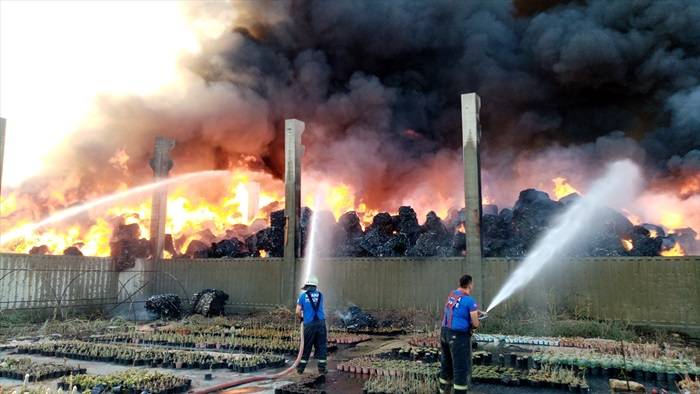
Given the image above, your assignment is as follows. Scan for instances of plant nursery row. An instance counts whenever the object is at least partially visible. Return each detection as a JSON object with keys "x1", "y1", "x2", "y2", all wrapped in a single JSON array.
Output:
[{"x1": 58, "y1": 369, "x2": 191, "y2": 394}]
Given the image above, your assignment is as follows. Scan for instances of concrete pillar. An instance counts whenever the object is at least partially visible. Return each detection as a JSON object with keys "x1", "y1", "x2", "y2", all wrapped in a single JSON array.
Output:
[
  {"x1": 0, "y1": 118, "x2": 6, "y2": 194},
  {"x1": 148, "y1": 137, "x2": 175, "y2": 261},
  {"x1": 461, "y1": 93, "x2": 485, "y2": 304},
  {"x1": 283, "y1": 119, "x2": 304, "y2": 304}
]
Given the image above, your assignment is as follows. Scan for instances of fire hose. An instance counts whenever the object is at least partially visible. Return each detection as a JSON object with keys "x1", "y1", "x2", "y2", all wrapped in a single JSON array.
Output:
[{"x1": 190, "y1": 323, "x2": 305, "y2": 394}]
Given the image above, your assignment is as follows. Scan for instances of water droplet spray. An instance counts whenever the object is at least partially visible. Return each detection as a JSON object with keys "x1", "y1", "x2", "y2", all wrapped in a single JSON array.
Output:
[{"x1": 486, "y1": 160, "x2": 642, "y2": 312}]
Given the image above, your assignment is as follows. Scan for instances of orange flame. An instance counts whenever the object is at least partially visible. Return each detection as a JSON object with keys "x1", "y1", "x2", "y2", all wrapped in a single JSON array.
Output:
[
  {"x1": 660, "y1": 241, "x2": 685, "y2": 257},
  {"x1": 621, "y1": 239, "x2": 633, "y2": 251},
  {"x1": 552, "y1": 177, "x2": 580, "y2": 200},
  {"x1": 660, "y1": 212, "x2": 684, "y2": 230},
  {"x1": 1, "y1": 169, "x2": 284, "y2": 257}
]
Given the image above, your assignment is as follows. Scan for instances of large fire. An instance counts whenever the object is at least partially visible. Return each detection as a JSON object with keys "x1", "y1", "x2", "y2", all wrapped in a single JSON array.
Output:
[
  {"x1": 1, "y1": 169, "x2": 284, "y2": 257},
  {"x1": 1, "y1": 172, "x2": 694, "y2": 257},
  {"x1": 1, "y1": 165, "x2": 464, "y2": 257},
  {"x1": 1, "y1": 3, "x2": 698, "y2": 259}
]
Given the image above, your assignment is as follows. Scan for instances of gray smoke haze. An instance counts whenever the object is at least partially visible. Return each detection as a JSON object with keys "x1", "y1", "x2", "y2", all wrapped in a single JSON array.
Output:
[{"x1": 22, "y1": 0, "x2": 700, "y2": 210}]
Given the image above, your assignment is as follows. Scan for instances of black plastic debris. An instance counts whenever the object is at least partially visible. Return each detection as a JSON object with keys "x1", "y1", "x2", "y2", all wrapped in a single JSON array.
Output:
[
  {"x1": 110, "y1": 222, "x2": 150, "y2": 270},
  {"x1": 338, "y1": 305, "x2": 378, "y2": 330},
  {"x1": 145, "y1": 294, "x2": 182, "y2": 320},
  {"x1": 209, "y1": 238, "x2": 248, "y2": 258},
  {"x1": 63, "y1": 246, "x2": 83, "y2": 256},
  {"x1": 29, "y1": 245, "x2": 50, "y2": 255},
  {"x1": 185, "y1": 240, "x2": 210, "y2": 258},
  {"x1": 192, "y1": 289, "x2": 229, "y2": 317}
]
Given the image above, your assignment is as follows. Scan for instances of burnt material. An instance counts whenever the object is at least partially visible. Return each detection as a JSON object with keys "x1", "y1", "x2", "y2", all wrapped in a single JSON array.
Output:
[
  {"x1": 156, "y1": 188, "x2": 680, "y2": 260},
  {"x1": 185, "y1": 240, "x2": 209, "y2": 258},
  {"x1": 338, "y1": 306, "x2": 378, "y2": 330},
  {"x1": 63, "y1": 246, "x2": 83, "y2": 256},
  {"x1": 209, "y1": 238, "x2": 248, "y2": 258},
  {"x1": 145, "y1": 294, "x2": 182, "y2": 320},
  {"x1": 110, "y1": 223, "x2": 150, "y2": 270},
  {"x1": 191, "y1": 289, "x2": 229, "y2": 317},
  {"x1": 29, "y1": 245, "x2": 49, "y2": 255}
]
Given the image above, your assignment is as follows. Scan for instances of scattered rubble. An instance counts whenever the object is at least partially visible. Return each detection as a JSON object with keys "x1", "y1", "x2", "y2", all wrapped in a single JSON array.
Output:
[
  {"x1": 191, "y1": 289, "x2": 229, "y2": 317},
  {"x1": 337, "y1": 306, "x2": 378, "y2": 330},
  {"x1": 145, "y1": 294, "x2": 182, "y2": 320}
]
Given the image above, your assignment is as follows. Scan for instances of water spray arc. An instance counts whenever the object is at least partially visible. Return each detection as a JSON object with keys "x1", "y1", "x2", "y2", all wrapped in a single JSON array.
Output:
[
  {"x1": 486, "y1": 160, "x2": 643, "y2": 312},
  {"x1": 301, "y1": 193, "x2": 323, "y2": 288}
]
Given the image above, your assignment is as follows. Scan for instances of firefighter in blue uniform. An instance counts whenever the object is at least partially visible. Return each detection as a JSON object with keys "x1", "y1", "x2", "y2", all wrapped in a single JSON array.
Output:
[
  {"x1": 439, "y1": 274, "x2": 483, "y2": 393},
  {"x1": 295, "y1": 275, "x2": 327, "y2": 375}
]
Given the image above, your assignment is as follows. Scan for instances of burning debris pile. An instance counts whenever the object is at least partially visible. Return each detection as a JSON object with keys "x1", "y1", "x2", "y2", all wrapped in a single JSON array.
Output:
[
  {"x1": 179, "y1": 189, "x2": 696, "y2": 259},
  {"x1": 14, "y1": 187, "x2": 696, "y2": 260}
]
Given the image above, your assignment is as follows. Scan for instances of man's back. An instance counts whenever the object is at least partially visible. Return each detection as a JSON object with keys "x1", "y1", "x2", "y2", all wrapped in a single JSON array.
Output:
[
  {"x1": 442, "y1": 289, "x2": 478, "y2": 332},
  {"x1": 297, "y1": 289, "x2": 325, "y2": 324}
]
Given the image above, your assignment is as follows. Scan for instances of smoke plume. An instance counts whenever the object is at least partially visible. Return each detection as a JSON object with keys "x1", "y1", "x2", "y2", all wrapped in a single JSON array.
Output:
[{"x1": 12, "y1": 0, "x2": 700, "y2": 227}]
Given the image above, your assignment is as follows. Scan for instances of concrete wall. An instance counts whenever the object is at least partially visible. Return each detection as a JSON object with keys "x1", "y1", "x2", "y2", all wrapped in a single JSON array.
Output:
[
  {"x1": 152, "y1": 255, "x2": 699, "y2": 333},
  {"x1": 0, "y1": 253, "x2": 117, "y2": 315},
  {"x1": 0, "y1": 253, "x2": 698, "y2": 335}
]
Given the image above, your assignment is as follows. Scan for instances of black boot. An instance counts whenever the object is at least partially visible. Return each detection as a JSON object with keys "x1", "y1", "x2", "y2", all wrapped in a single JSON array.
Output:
[
  {"x1": 296, "y1": 361, "x2": 306, "y2": 375},
  {"x1": 438, "y1": 378, "x2": 451, "y2": 394}
]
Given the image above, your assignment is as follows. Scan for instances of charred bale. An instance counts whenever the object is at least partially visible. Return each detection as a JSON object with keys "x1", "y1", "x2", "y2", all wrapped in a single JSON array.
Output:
[
  {"x1": 192, "y1": 289, "x2": 229, "y2": 317},
  {"x1": 63, "y1": 246, "x2": 83, "y2": 256},
  {"x1": 407, "y1": 231, "x2": 452, "y2": 257},
  {"x1": 396, "y1": 206, "x2": 421, "y2": 246},
  {"x1": 29, "y1": 245, "x2": 50, "y2": 255},
  {"x1": 245, "y1": 234, "x2": 260, "y2": 256},
  {"x1": 451, "y1": 232, "x2": 466, "y2": 254},
  {"x1": 446, "y1": 208, "x2": 466, "y2": 232},
  {"x1": 210, "y1": 238, "x2": 248, "y2": 258},
  {"x1": 628, "y1": 225, "x2": 662, "y2": 256},
  {"x1": 512, "y1": 189, "x2": 562, "y2": 249},
  {"x1": 114, "y1": 223, "x2": 140, "y2": 242},
  {"x1": 360, "y1": 212, "x2": 396, "y2": 256},
  {"x1": 145, "y1": 294, "x2": 182, "y2": 320},
  {"x1": 270, "y1": 209, "x2": 286, "y2": 229},
  {"x1": 335, "y1": 211, "x2": 366, "y2": 256},
  {"x1": 405, "y1": 211, "x2": 451, "y2": 257},
  {"x1": 423, "y1": 211, "x2": 448, "y2": 237},
  {"x1": 338, "y1": 211, "x2": 364, "y2": 238},
  {"x1": 377, "y1": 233, "x2": 409, "y2": 257},
  {"x1": 185, "y1": 240, "x2": 210, "y2": 258},
  {"x1": 254, "y1": 226, "x2": 284, "y2": 257},
  {"x1": 482, "y1": 204, "x2": 498, "y2": 216},
  {"x1": 641, "y1": 224, "x2": 665, "y2": 238},
  {"x1": 110, "y1": 239, "x2": 149, "y2": 270}
]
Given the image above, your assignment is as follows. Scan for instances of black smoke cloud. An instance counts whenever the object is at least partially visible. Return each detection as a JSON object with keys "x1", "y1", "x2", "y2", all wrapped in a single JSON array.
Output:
[{"x1": 34, "y1": 0, "x2": 700, "y2": 209}]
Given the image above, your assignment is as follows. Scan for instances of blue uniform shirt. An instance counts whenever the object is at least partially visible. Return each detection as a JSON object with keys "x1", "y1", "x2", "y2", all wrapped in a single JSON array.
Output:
[
  {"x1": 441, "y1": 289, "x2": 478, "y2": 332},
  {"x1": 297, "y1": 289, "x2": 325, "y2": 324}
]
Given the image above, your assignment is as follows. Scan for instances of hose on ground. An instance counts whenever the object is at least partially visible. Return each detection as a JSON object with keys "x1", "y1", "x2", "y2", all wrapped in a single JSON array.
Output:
[{"x1": 190, "y1": 322, "x2": 304, "y2": 394}]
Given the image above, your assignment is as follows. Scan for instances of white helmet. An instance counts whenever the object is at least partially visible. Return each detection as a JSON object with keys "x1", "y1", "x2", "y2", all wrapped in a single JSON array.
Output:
[{"x1": 302, "y1": 275, "x2": 319, "y2": 289}]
